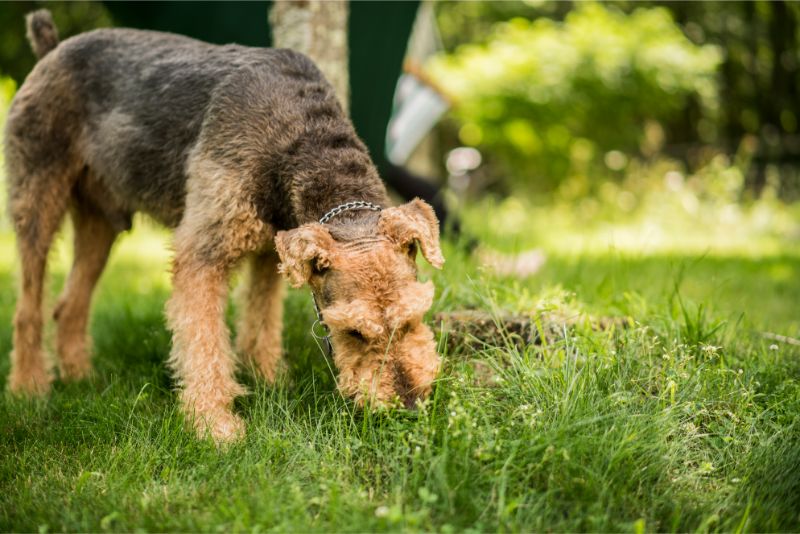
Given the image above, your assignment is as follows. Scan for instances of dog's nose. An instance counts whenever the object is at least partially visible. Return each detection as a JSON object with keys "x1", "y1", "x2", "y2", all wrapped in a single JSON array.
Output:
[{"x1": 402, "y1": 393, "x2": 419, "y2": 410}]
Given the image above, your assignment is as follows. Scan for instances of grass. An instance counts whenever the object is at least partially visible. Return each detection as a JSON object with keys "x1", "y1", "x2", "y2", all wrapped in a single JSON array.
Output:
[{"x1": 1, "y1": 193, "x2": 799, "y2": 532}]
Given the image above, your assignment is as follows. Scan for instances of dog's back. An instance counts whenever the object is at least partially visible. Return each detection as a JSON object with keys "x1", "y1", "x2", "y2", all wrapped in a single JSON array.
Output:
[{"x1": 6, "y1": 17, "x2": 340, "y2": 227}]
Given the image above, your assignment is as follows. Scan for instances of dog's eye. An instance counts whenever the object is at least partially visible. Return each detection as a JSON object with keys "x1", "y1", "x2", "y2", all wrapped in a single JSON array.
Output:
[
  {"x1": 393, "y1": 322, "x2": 412, "y2": 336},
  {"x1": 312, "y1": 262, "x2": 329, "y2": 276},
  {"x1": 345, "y1": 329, "x2": 366, "y2": 342},
  {"x1": 406, "y1": 242, "x2": 418, "y2": 260}
]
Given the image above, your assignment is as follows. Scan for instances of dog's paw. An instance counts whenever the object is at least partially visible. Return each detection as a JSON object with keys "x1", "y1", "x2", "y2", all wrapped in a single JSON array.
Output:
[
  {"x1": 195, "y1": 409, "x2": 245, "y2": 446},
  {"x1": 251, "y1": 353, "x2": 287, "y2": 385},
  {"x1": 7, "y1": 354, "x2": 53, "y2": 396},
  {"x1": 58, "y1": 349, "x2": 93, "y2": 382}
]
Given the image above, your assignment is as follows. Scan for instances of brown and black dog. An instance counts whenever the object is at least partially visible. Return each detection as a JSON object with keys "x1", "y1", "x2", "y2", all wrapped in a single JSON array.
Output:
[{"x1": 5, "y1": 10, "x2": 443, "y2": 443}]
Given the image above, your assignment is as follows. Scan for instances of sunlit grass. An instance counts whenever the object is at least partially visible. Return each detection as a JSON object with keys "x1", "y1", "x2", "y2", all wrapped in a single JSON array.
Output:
[{"x1": 463, "y1": 194, "x2": 800, "y2": 258}]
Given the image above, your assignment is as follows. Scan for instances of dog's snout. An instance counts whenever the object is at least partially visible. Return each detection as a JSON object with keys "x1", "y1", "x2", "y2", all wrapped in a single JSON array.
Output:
[
  {"x1": 402, "y1": 393, "x2": 419, "y2": 410},
  {"x1": 392, "y1": 361, "x2": 425, "y2": 410}
]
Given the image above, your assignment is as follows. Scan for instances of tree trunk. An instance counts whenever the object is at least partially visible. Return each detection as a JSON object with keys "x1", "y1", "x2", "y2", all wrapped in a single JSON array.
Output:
[{"x1": 269, "y1": 0, "x2": 350, "y2": 113}]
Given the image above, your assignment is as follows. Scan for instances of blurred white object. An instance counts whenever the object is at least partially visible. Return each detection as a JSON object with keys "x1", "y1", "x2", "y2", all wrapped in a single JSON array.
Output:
[
  {"x1": 446, "y1": 147, "x2": 482, "y2": 176},
  {"x1": 477, "y1": 247, "x2": 547, "y2": 278},
  {"x1": 386, "y1": 73, "x2": 449, "y2": 165},
  {"x1": 446, "y1": 146, "x2": 482, "y2": 194},
  {"x1": 385, "y1": 3, "x2": 449, "y2": 166}
]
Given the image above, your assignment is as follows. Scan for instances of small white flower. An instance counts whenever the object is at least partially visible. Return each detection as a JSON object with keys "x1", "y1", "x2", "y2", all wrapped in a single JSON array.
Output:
[
  {"x1": 769, "y1": 344, "x2": 779, "y2": 351},
  {"x1": 374, "y1": 506, "x2": 390, "y2": 518}
]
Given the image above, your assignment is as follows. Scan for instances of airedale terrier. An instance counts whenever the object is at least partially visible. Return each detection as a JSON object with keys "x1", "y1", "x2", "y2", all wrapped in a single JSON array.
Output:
[{"x1": 5, "y1": 11, "x2": 444, "y2": 443}]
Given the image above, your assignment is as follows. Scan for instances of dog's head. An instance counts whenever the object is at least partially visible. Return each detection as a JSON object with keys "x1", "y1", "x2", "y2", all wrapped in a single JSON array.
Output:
[{"x1": 275, "y1": 198, "x2": 444, "y2": 408}]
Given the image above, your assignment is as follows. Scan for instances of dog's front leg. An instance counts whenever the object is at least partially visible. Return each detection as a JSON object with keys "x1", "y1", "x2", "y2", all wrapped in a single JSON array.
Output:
[
  {"x1": 166, "y1": 253, "x2": 246, "y2": 444},
  {"x1": 165, "y1": 151, "x2": 270, "y2": 443}
]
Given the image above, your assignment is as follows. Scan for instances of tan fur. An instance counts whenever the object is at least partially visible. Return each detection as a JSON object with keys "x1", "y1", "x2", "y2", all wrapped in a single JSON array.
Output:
[
  {"x1": 5, "y1": 33, "x2": 91, "y2": 395},
  {"x1": 180, "y1": 153, "x2": 271, "y2": 262},
  {"x1": 274, "y1": 224, "x2": 336, "y2": 288},
  {"x1": 276, "y1": 202, "x2": 444, "y2": 409},
  {"x1": 378, "y1": 199, "x2": 445, "y2": 269},
  {"x1": 164, "y1": 155, "x2": 272, "y2": 443},
  {"x1": 235, "y1": 251, "x2": 286, "y2": 382},
  {"x1": 8, "y1": 218, "x2": 59, "y2": 395},
  {"x1": 166, "y1": 257, "x2": 247, "y2": 443},
  {"x1": 53, "y1": 201, "x2": 118, "y2": 380},
  {"x1": 25, "y1": 9, "x2": 59, "y2": 59},
  {"x1": 7, "y1": 149, "x2": 81, "y2": 395}
]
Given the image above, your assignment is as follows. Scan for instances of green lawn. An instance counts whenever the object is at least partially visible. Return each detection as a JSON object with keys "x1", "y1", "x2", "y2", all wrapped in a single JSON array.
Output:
[{"x1": 1, "y1": 198, "x2": 799, "y2": 532}]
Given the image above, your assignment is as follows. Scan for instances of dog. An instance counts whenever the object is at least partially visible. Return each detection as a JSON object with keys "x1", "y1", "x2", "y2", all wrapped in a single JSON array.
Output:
[{"x1": 5, "y1": 10, "x2": 443, "y2": 443}]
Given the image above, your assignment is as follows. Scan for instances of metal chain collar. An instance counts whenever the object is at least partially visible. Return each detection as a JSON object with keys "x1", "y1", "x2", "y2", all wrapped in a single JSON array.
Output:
[
  {"x1": 318, "y1": 200, "x2": 382, "y2": 225},
  {"x1": 310, "y1": 200, "x2": 383, "y2": 358}
]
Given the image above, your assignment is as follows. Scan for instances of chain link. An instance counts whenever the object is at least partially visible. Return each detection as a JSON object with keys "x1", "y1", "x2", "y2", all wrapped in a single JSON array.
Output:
[
  {"x1": 319, "y1": 200, "x2": 382, "y2": 224},
  {"x1": 310, "y1": 291, "x2": 333, "y2": 358}
]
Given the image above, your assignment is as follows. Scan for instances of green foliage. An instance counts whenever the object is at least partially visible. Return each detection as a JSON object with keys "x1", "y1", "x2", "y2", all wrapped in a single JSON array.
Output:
[
  {"x1": 665, "y1": 1, "x2": 800, "y2": 140},
  {"x1": 0, "y1": 76, "x2": 15, "y2": 119},
  {"x1": 428, "y1": 3, "x2": 722, "y2": 190},
  {"x1": 434, "y1": 0, "x2": 563, "y2": 52},
  {"x1": 0, "y1": 75, "x2": 16, "y2": 229}
]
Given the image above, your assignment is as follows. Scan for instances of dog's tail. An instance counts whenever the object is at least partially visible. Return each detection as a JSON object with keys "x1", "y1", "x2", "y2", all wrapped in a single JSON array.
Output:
[{"x1": 26, "y1": 9, "x2": 60, "y2": 60}]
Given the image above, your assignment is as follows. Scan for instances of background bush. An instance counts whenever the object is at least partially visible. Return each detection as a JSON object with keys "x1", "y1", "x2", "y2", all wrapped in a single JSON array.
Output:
[{"x1": 427, "y1": 3, "x2": 721, "y2": 191}]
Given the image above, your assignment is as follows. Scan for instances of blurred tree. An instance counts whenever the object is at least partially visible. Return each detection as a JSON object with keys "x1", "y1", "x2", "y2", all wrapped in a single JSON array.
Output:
[
  {"x1": 435, "y1": 1, "x2": 570, "y2": 52},
  {"x1": 427, "y1": 3, "x2": 721, "y2": 191},
  {"x1": 663, "y1": 1, "x2": 800, "y2": 197},
  {"x1": 270, "y1": 0, "x2": 349, "y2": 112},
  {"x1": 432, "y1": 0, "x2": 800, "y2": 198}
]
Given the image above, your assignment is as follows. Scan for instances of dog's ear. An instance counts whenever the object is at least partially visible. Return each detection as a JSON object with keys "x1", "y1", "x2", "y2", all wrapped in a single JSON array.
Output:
[
  {"x1": 275, "y1": 223, "x2": 336, "y2": 288},
  {"x1": 378, "y1": 198, "x2": 445, "y2": 269}
]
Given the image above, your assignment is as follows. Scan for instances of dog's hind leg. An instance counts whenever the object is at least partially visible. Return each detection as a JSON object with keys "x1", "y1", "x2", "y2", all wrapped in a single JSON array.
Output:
[
  {"x1": 53, "y1": 195, "x2": 119, "y2": 381},
  {"x1": 6, "y1": 166, "x2": 75, "y2": 395},
  {"x1": 235, "y1": 251, "x2": 286, "y2": 383}
]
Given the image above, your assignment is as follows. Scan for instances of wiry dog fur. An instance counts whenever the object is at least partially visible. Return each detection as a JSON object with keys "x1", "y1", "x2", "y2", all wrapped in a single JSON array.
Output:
[{"x1": 5, "y1": 11, "x2": 443, "y2": 443}]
